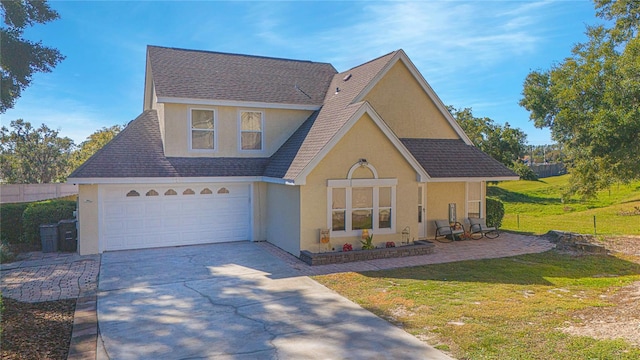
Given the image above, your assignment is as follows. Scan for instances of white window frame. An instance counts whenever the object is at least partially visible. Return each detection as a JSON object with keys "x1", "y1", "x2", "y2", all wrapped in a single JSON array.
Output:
[
  {"x1": 188, "y1": 107, "x2": 217, "y2": 152},
  {"x1": 327, "y1": 178, "x2": 397, "y2": 237},
  {"x1": 237, "y1": 109, "x2": 265, "y2": 153},
  {"x1": 466, "y1": 181, "x2": 483, "y2": 218}
]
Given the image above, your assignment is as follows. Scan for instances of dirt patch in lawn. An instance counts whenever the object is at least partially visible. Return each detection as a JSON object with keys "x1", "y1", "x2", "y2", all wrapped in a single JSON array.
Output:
[
  {"x1": 562, "y1": 236, "x2": 640, "y2": 346},
  {"x1": 563, "y1": 280, "x2": 640, "y2": 346},
  {"x1": 602, "y1": 235, "x2": 640, "y2": 257},
  {"x1": 1, "y1": 297, "x2": 76, "y2": 360}
]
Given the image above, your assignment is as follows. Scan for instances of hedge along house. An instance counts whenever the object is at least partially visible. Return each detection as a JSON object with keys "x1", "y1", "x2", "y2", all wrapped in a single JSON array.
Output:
[{"x1": 68, "y1": 46, "x2": 517, "y2": 256}]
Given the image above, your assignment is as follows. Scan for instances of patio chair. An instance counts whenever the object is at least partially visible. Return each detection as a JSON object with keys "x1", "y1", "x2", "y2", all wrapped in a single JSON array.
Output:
[
  {"x1": 468, "y1": 217, "x2": 499, "y2": 239},
  {"x1": 434, "y1": 220, "x2": 464, "y2": 242}
]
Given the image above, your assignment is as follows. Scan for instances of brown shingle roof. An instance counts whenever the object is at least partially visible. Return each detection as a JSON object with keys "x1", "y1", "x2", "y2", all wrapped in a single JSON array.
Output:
[
  {"x1": 148, "y1": 46, "x2": 337, "y2": 106},
  {"x1": 69, "y1": 110, "x2": 268, "y2": 179},
  {"x1": 400, "y1": 138, "x2": 519, "y2": 179},
  {"x1": 265, "y1": 51, "x2": 399, "y2": 180},
  {"x1": 71, "y1": 49, "x2": 517, "y2": 182}
]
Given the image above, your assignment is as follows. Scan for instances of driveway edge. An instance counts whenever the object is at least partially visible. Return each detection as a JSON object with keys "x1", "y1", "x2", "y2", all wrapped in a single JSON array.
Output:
[
  {"x1": 67, "y1": 294, "x2": 98, "y2": 360},
  {"x1": 67, "y1": 255, "x2": 101, "y2": 360}
]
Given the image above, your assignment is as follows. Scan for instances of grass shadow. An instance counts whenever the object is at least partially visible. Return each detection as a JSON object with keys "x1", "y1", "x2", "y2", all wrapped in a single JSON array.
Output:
[
  {"x1": 360, "y1": 251, "x2": 640, "y2": 286},
  {"x1": 487, "y1": 186, "x2": 562, "y2": 205}
]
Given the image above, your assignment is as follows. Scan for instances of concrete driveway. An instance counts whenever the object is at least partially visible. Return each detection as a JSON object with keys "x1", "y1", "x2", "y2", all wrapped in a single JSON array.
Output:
[{"x1": 98, "y1": 241, "x2": 452, "y2": 359}]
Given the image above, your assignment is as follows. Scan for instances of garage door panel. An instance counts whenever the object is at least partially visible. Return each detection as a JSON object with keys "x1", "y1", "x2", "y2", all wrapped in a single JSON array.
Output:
[
  {"x1": 102, "y1": 184, "x2": 250, "y2": 251},
  {"x1": 104, "y1": 203, "x2": 125, "y2": 218},
  {"x1": 144, "y1": 217, "x2": 163, "y2": 229},
  {"x1": 125, "y1": 203, "x2": 146, "y2": 217},
  {"x1": 144, "y1": 203, "x2": 163, "y2": 216}
]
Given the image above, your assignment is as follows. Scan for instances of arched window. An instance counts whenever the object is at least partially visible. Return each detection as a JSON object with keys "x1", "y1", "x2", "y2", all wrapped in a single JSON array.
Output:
[
  {"x1": 183, "y1": 188, "x2": 195, "y2": 195},
  {"x1": 217, "y1": 187, "x2": 229, "y2": 194},
  {"x1": 200, "y1": 188, "x2": 213, "y2": 195},
  {"x1": 164, "y1": 189, "x2": 177, "y2": 196},
  {"x1": 328, "y1": 161, "x2": 396, "y2": 235},
  {"x1": 126, "y1": 190, "x2": 140, "y2": 197},
  {"x1": 146, "y1": 190, "x2": 159, "y2": 196}
]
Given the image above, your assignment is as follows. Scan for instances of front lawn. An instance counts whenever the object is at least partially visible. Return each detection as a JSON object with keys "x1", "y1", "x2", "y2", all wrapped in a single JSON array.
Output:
[{"x1": 314, "y1": 251, "x2": 640, "y2": 359}]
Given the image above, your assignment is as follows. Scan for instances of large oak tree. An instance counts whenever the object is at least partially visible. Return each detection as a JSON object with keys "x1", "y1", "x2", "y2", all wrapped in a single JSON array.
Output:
[
  {"x1": 520, "y1": 0, "x2": 639, "y2": 197},
  {"x1": 448, "y1": 106, "x2": 529, "y2": 168},
  {"x1": 1, "y1": 0, "x2": 64, "y2": 113},
  {"x1": 0, "y1": 119, "x2": 74, "y2": 183}
]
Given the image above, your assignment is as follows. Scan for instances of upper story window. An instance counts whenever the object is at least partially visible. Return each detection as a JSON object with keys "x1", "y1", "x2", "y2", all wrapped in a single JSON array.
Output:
[
  {"x1": 190, "y1": 109, "x2": 216, "y2": 151},
  {"x1": 239, "y1": 111, "x2": 263, "y2": 151}
]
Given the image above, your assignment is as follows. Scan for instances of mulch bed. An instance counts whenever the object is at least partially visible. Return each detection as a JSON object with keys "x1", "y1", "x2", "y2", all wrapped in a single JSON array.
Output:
[{"x1": 1, "y1": 297, "x2": 76, "y2": 360}]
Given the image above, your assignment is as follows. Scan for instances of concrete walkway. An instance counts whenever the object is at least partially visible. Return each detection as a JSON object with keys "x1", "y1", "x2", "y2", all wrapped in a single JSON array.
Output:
[{"x1": 263, "y1": 233, "x2": 555, "y2": 276}]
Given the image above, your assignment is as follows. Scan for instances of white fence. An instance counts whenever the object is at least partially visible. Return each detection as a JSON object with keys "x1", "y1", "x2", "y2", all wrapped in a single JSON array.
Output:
[{"x1": 0, "y1": 183, "x2": 78, "y2": 204}]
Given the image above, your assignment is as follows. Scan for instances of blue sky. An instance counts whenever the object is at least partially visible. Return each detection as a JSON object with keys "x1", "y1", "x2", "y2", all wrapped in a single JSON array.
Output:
[{"x1": 3, "y1": 0, "x2": 602, "y2": 145}]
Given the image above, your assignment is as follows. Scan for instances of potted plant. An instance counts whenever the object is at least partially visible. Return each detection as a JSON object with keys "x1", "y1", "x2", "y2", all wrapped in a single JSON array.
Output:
[{"x1": 361, "y1": 233, "x2": 375, "y2": 250}]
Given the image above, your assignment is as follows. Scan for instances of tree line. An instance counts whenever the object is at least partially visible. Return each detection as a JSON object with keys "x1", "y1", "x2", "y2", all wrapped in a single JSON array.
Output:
[{"x1": 0, "y1": 120, "x2": 122, "y2": 183}]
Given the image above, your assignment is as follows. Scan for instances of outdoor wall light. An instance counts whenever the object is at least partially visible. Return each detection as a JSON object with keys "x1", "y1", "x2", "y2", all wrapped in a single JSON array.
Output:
[
  {"x1": 358, "y1": 158, "x2": 368, "y2": 166},
  {"x1": 401, "y1": 226, "x2": 410, "y2": 245}
]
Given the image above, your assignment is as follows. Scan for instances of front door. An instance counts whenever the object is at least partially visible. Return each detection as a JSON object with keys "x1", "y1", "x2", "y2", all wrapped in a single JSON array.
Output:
[{"x1": 418, "y1": 184, "x2": 426, "y2": 239}]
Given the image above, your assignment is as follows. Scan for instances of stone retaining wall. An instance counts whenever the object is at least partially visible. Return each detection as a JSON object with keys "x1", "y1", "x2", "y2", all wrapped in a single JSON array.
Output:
[{"x1": 299, "y1": 240, "x2": 435, "y2": 265}]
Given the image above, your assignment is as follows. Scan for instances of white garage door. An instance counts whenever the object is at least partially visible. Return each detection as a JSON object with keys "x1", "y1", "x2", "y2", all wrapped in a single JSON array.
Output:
[{"x1": 101, "y1": 184, "x2": 251, "y2": 251}]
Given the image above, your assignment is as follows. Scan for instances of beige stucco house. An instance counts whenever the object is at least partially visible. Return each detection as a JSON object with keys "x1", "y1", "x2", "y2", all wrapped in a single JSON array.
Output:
[{"x1": 69, "y1": 46, "x2": 517, "y2": 256}]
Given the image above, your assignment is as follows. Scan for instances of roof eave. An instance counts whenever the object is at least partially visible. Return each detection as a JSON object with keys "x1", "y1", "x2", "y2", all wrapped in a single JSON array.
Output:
[
  {"x1": 155, "y1": 96, "x2": 321, "y2": 111},
  {"x1": 426, "y1": 176, "x2": 520, "y2": 183},
  {"x1": 67, "y1": 176, "x2": 265, "y2": 185}
]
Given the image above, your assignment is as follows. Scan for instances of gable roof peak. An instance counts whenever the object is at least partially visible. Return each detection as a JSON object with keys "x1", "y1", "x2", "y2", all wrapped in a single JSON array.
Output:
[
  {"x1": 146, "y1": 45, "x2": 333, "y2": 66},
  {"x1": 340, "y1": 50, "x2": 400, "y2": 74}
]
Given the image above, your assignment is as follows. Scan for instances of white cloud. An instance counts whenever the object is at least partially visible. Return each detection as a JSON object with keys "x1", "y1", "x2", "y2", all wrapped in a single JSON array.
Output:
[{"x1": 248, "y1": 1, "x2": 554, "y2": 77}]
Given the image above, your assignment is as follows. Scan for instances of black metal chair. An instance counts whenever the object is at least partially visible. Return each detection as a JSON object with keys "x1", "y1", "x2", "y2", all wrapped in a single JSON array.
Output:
[
  {"x1": 468, "y1": 218, "x2": 499, "y2": 239},
  {"x1": 434, "y1": 220, "x2": 464, "y2": 242}
]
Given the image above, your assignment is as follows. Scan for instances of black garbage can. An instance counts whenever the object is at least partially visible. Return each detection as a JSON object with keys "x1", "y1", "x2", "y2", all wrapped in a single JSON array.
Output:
[
  {"x1": 58, "y1": 219, "x2": 77, "y2": 252},
  {"x1": 40, "y1": 224, "x2": 58, "y2": 253}
]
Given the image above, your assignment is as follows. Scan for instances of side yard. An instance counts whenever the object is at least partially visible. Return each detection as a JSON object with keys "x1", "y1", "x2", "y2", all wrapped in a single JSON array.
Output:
[
  {"x1": 489, "y1": 175, "x2": 640, "y2": 236},
  {"x1": 314, "y1": 244, "x2": 640, "y2": 359}
]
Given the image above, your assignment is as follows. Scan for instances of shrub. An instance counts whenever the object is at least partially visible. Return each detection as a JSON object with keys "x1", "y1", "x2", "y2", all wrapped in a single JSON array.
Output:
[
  {"x1": 0, "y1": 240, "x2": 15, "y2": 263},
  {"x1": 0, "y1": 203, "x2": 29, "y2": 244},
  {"x1": 511, "y1": 162, "x2": 538, "y2": 181},
  {"x1": 22, "y1": 200, "x2": 76, "y2": 246},
  {"x1": 486, "y1": 198, "x2": 505, "y2": 228}
]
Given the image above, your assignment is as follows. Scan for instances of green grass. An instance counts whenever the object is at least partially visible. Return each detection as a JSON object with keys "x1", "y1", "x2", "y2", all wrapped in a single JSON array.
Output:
[
  {"x1": 314, "y1": 252, "x2": 640, "y2": 359},
  {"x1": 488, "y1": 175, "x2": 640, "y2": 235}
]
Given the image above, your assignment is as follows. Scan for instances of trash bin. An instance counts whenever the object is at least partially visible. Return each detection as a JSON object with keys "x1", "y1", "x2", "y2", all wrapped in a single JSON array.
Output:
[
  {"x1": 40, "y1": 224, "x2": 58, "y2": 253},
  {"x1": 58, "y1": 219, "x2": 77, "y2": 252}
]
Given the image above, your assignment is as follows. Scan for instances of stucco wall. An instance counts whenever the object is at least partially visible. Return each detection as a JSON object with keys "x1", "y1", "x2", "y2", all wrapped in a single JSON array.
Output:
[
  {"x1": 301, "y1": 113, "x2": 419, "y2": 252},
  {"x1": 151, "y1": 86, "x2": 166, "y2": 148},
  {"x1": 364, "y1": 61, "x2": 459, "y2": 140},
  {"x1": 252, "y1": 182, "x2": 267, "y2": 241},
  {"x1": 425, "y1": 182, "x2": 467, "y2": 239},
  {"x1": 77, "y1": 184, "x2": 99, "y2": 255},
  {"x1": 161, "y1": 103, "x2": 312, "y2": 157},
  {"x1": 266, "y1": 183, "x2": 301, "y2": 256}
]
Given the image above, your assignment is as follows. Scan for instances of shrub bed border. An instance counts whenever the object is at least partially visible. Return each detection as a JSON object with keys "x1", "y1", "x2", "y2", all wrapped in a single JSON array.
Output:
[{"x1": 299, "y1": 240, "x2": 435, "y2": 266}]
